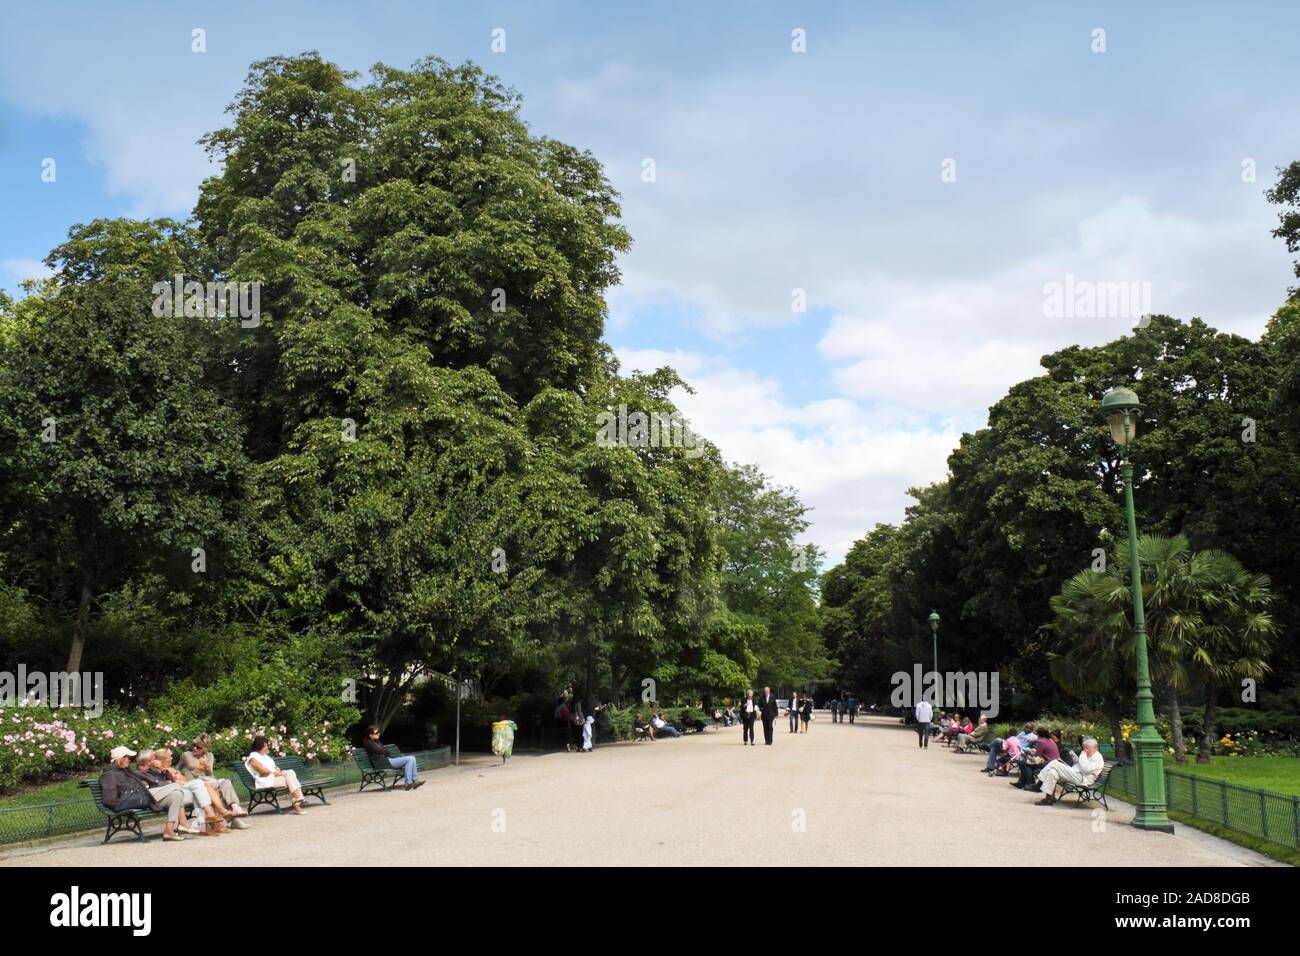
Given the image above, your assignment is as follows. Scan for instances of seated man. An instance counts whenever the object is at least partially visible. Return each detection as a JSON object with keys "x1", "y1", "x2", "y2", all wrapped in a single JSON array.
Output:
[
  {"x1": 1011, "y1": 727, "x2": 1059, "y2": 789},
  {"x1": 363, "y1": 724, "x2": 424, "y2": 791},
  {"x1": 98, "y1": 745, "x2": 189, "y2": 842},
  {"x1": 956, "y1": 716, "x2": 989, "y2": 752},
  {"x1": 138, "y1": 749, "x2": 223, "y2": 834},
  {"x1": 179, "y1": 735, "x2": 251, "y2": 827},
  {"x1": 1035, "y1": 737, "x2": 1105, "y2": 805},
  {"x1": 651, "y1": 712, "x2": 680, "y2": 738}
]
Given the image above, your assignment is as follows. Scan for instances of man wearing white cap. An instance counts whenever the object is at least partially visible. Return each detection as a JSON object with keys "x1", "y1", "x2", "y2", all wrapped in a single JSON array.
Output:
[{"x1": 98, "y1": 746, "x2": 188, "y2": 841}]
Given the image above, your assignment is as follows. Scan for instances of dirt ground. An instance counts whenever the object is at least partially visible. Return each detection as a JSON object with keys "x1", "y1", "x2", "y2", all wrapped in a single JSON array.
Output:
[{"x1": 0, "y1": 715, "x2": 1280, "y2": 866}]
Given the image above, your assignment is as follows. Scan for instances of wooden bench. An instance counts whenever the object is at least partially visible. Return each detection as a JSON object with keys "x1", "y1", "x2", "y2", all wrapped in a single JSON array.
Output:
[
  {"x1": 230, "y1": 755, "x2": 333, "y2": 814},
  {"x1": 1057, "y1": 765, "x2": 1113, "y2": 809},
  {"x1": 352, "y1": 743, "x2": 407, "y2": 792},
  {"x1": 81, "y1": 779, "x2": 166, "y2": 844}
]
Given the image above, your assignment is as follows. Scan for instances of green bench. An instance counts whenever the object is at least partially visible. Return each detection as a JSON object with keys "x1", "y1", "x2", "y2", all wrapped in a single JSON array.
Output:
[
  {"x1": 352, "y1": 743, "x2": 407, "y2": 792},
  {"x1": 81, "y1": 779, "x2": 167, "y2": 844},
  {"x1": 1057, "y1": 764, "x2": 1113, "y2": 810},
  {"x1": 230, "y1": 754, "x2": 333, "y2": 814}
]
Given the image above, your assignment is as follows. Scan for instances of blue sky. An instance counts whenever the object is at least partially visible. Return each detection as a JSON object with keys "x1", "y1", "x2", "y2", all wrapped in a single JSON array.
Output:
[{"x1": 2, "y1": 1, "x2": 1298, "y2": 564}]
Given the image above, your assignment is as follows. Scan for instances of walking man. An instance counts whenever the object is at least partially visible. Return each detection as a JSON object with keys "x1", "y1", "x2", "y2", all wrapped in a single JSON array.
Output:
[
  {"x1": 788, "y1": 692, "x2": 801, "y2": 733},
  {"x1": 759, "y1": 686, "x2": 778, "y2": 745},
  {"x1": 739, "y1": 689, "x2": 758, "y2": 746},
  {"x1": 914, "y1": 697, "x2": 934, "y2": 748},
  {"x1": 830, "y1": 697, "x2": 839, "y2": 723},
  {"x1": 847, "y1": 694, "x2": 859, "y2": 724}
]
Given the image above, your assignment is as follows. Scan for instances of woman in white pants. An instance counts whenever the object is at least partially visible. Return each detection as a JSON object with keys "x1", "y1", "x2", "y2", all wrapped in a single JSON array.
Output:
[
  {"x1": 1035, "y1": 738, "x2": 1104, "y2": 805},
  {"x1": 245, "y1": 736, "x2": 308, "y2": 814}
]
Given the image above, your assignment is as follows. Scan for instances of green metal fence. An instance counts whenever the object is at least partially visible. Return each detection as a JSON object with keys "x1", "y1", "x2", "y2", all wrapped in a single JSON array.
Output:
[
  {"x1": 1107, "y1": 762, "x2": 1300, "y2": 849},
  {"x1": 0, "y1": 746, "x2": 451, "y2": 847}
]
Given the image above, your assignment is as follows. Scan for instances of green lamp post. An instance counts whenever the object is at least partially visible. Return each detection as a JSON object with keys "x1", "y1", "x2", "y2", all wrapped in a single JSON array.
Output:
[
  {"x1": 928, "y1": 611, "x2": 940, "y2": 707},
  {"x1": 1100, "y1": 386, "x2": 1174, "y2": 832}
]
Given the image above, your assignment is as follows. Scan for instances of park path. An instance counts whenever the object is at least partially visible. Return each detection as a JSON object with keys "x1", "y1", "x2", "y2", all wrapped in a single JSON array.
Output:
[{"x1": 0, "y1": 715, "x2": 1279, "y2": 866}]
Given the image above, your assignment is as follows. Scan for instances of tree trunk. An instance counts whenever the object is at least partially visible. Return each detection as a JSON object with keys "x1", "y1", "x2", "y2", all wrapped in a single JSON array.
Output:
[
  {"x1": 1167, "y1": 685, "x2": 1186, "y2": 764},
  {"x1": 1104, "y1": 696, "x2": 1128, "y2": 762},
  {"x1": 1197, "y1": 685, "x2": 1218, "y2": 765},
  {"x1": 64, "y1": 578, "x2": 94, "y2": 703}
]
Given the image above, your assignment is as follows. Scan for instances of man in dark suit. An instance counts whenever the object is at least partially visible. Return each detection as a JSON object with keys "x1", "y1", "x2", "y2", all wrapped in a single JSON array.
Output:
[{"x1": 759, "y1": 686, "x2": 778, "y2": 745}]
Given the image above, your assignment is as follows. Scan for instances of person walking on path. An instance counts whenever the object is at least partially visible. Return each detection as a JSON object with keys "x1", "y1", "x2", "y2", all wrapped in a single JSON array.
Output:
[
  {"x1": 759, "y1": 686, "x2": 778, "y2": 745},
  {"x1": 847, "y1": 695, "x2": 859, "y2": 724},
  {"x1": 914, "y1": 698, "x2": 934, "y2": 748},
  {"x1": 739, "y1": 689, "x2": 758, "y2": 745},
  {"x1": 830, "y1": 697, "x2": 840, "y2": 723},
  {"x1": 788, "y1": 692, "x2": 801, "y2": 734},
  {"x1": 800, "y1": 694, "x2": 813, "y2": 733}
]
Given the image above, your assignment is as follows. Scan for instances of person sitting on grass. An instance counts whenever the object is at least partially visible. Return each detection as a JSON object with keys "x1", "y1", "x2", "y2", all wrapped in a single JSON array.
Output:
[
  {"x1": 245, "y1": 736, "x2": 309, "y2": 814},
  {"x1": 98, "y1": 745, "x2": 189, "y2": 843},
  {"x1": 362, "y1": 724, "x2": 424, "y2": 791},
  {"x1": 1035, "y1": 737, "x2": 1105, "y2": 805},
  {"x1": 179, "y1": 735, "x2": 251, "y2": 826},
  {"x1": 651, "y1": 712, "x2": 680, "y2": 738}
]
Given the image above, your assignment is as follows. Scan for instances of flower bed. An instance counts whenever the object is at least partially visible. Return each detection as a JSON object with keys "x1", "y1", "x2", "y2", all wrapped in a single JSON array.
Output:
[{"x1": 0, "y1": 706, "x2": 350, "y2": 791}]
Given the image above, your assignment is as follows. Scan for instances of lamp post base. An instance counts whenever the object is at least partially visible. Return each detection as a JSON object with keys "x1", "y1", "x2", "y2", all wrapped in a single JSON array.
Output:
[{"x1": 1130, "y1": 733, "x2": 1175, "y2": 833}]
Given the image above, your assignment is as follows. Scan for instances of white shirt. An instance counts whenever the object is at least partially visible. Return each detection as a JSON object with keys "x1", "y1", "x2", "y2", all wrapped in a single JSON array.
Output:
[
  {"x1": 914, "y1": 700, "x2": 934, "y2": 724},
  {"x1": 1075, "y1": 748, "x2": 1104, "y2": 784},
  {"x1": 742, "y1": 698, "x2": 755, "y2": 714},
  {"x1": 245, "y1": 752, "x2": 280, "y2": 790},
  {"x1": 652, "y1": 717, "x2": 666, "y2": 729}
]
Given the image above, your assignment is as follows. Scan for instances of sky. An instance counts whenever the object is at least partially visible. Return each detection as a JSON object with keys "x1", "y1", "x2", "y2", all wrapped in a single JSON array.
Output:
[{"x1": 2, "y1": 1, "x2": 1297, "y2": 567}]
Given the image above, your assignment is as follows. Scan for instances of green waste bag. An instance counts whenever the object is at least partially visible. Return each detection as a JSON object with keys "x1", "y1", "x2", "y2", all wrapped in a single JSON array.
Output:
[{"x1": 491, "y1": 720, "x2": 518, "y2": 763}]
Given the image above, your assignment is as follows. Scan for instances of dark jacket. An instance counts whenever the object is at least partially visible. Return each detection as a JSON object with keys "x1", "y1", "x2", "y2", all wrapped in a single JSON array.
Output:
[
  {"x1": 99, "y1": 766, "x2": 160, "y2": 812},
  {"x1": 759, "y1": 693, "x2": 778, "y2": 721},
  {"x1": 738, "y1": 696, "x2": 758, "y2": 721},
  {"x1": 363, "y1": 737, "x2": 391, "y2": 770}
]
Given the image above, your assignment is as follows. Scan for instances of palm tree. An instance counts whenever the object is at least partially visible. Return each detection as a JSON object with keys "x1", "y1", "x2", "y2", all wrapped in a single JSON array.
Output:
[
  {"x1": 1045, "y1": 569, "x2": 1134, "y2": 759},
  {"x1": 1162, "y1": 549, "x2": 1277, "y2": 764},
  {"x1": 1048, "y1": 534, "x2": 1278, "y2": 765}
]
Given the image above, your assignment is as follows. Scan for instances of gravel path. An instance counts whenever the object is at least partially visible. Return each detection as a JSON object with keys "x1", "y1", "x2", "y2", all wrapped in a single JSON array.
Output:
[{"x1": 0, "y1": 715, "x2": 1279, "y2": 866}]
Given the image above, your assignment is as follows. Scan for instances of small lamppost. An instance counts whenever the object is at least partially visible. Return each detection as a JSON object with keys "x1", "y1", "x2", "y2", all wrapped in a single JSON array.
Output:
[
  {"x1": 1101, "y1": 386, "x2": 1173, "y2": 832},
  {"x1": 928, "y1": 611, "x2": 941, "y2": 708}
]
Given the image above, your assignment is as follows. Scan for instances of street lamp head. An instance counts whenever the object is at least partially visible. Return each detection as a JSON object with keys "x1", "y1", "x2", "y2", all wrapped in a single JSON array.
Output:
[
  {"x1": 1101, "y1": 386, "x2": 1142, "y2": 446},
  {"x1": 928, "y1": 611, "x2": 940, "y2": 632}
]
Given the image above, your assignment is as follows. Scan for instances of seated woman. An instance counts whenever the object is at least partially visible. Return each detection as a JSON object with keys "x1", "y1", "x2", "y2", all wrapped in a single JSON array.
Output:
[
  {"x1": 244, "y1": 736, "x2": 308, "y2": 814},
  {"x1": 154, "y1": 747, "x2": 232, "y2": 833}
]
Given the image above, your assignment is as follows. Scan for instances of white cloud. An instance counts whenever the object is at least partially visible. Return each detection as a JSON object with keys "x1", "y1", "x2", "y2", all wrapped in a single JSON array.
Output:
[
  {"x1": 2, "y1": 258, "x2": 53, "y2": 283},
  {"x1": 614, "y1": 347, "x2": 958, "y2": 563}
]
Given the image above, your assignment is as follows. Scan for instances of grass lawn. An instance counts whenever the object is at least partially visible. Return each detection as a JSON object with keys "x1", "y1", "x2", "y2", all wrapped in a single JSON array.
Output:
[{"x1": 1161, "y1": 755, "x2": 1300, "y2": 796}]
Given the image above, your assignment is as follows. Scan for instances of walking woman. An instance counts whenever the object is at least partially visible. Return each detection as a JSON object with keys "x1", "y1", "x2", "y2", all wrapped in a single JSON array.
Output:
[{"x1": 801, "y1": 693, "x2": 813, "y2": 733}]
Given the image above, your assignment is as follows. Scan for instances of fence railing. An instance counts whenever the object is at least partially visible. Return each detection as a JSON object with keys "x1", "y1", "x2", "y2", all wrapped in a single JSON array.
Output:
[
  {"x1": 1106, "y1": 762, "x2": 1300, "y2": 849},
  {"x1": 0, "y1": 746, "x2": 451, "y2": 847}
]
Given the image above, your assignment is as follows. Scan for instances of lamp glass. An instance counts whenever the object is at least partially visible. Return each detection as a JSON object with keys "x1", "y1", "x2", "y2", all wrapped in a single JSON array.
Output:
[{"x1": 1107, "y1": 410, "x2": 1137, "y2": 445}]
